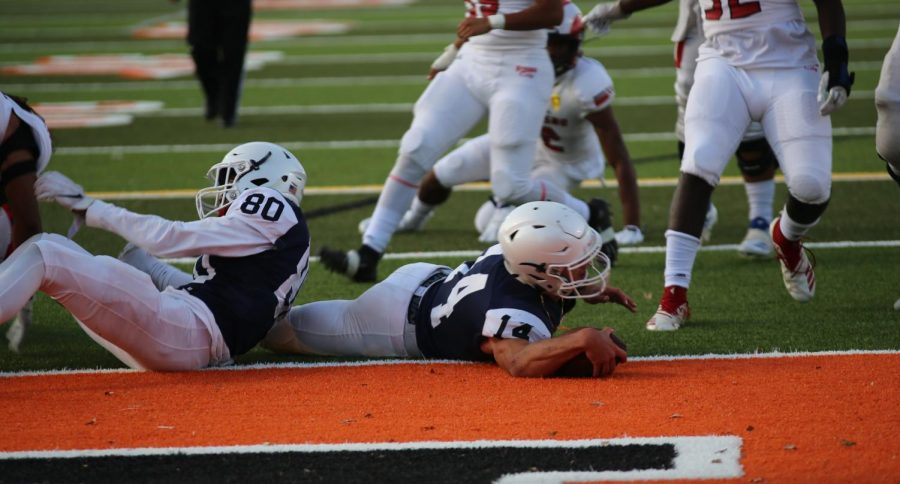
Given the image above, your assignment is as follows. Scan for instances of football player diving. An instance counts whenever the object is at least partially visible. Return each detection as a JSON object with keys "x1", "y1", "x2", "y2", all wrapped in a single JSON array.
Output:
[
  {"x1": 263, "y1": 201, "x2": 634, "y2": 379},
  {"x1": 0, "y1": 142, "x2": 310, "y2": 371}
]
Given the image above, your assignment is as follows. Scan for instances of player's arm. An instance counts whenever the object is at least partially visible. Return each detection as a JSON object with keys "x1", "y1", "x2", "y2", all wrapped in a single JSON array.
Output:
[
  {"x1": 585, "y1": 0, "x2": 672, "y2": 34},
  {"x1": 584, "y1": 284, "x2": 638, "y2": 312},
  {"x1": 481, "y1": 327, "x2": 626, "y2": 378},
  {"x1": 813, "y1": 0, "x2": 853, "y2": 115},
  {"x1": 586, "y1": 107, "x2": 640, "y2": 229},
  {"x1": 458, "y1": 0, "x2": 563, "y2": 40}
]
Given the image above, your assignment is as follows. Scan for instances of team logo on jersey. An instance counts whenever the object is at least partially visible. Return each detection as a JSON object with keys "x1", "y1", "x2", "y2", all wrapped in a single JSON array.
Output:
[
  {"x1": 551, "y1": 94, "x2": 560, "y2": 112},
  {"x1": 516, "y1": 65, "x2": 537, "y2": 78}
]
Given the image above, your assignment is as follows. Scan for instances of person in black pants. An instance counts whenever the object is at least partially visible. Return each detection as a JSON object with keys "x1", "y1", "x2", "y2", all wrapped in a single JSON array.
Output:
[{"x1": 187, "y1": 0, "x2": 252, "y2": 128}]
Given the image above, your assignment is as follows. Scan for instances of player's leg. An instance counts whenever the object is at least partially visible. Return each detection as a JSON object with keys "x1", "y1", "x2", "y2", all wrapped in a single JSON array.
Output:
[
  {"x1": 762, "y1": 68, "x2": 832, "y2": 302},
  {"x1": 271, "y1": 263, "x2": 445, "y2": 357},
  {"x1": 403, "y1": 134, "x2": 494, "y2": 233},
  {"x1": 118, "y1": 243, "x2": 193, "y2": 290},
  {"x1": 876, "y1": 26, "x2": 900, "y2": 185},
  {"x1": 0, "y1": 234, "x2": 225, "y2": 370},
  {"x1": 217, "y1": 0, "x2": 251, "y2": 127},
  {"x1": 187, "y1": 0, "x2": 221, "y2": 121},
  {"x1": 673, "y1": 35, "x2": 718, "y2": 242},
  {"x1": 322, "y1": 60, "x2": 486, "y2": 282},
  {"x1": 648, "y1": 58, "x2": 750, "y2": 331},
  {"x1": 480, "y1": 50, "x2": 555, "y2": 242},
  {"x1": 735, "y1": 128, "x2": 777, "y2": 259}
]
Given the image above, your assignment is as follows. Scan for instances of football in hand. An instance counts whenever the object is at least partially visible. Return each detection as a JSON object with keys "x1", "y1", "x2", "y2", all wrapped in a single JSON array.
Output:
[{"x1": 554, "y1": 332, "x2": 627, "y2": 378}]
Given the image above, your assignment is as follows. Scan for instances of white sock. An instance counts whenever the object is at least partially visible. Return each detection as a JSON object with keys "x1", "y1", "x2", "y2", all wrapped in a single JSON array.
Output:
[
  {"x1": 564, "y1": 193, "x2": 590, "y2": 220},
  {"x1": 363, "y1": 176, "x2": 419, "y2": 252},
  {"x1": 744, "y1": 179, "x2": 775, "y2": 223},
  {"x1": 663, "y1": 230, "x2": 701, "y2": 288},
  {"x1": 409, "y1": 197, "x2": 435, "y2": 218},
  {"x1": 0, "y1": 243, "x2": 45, "y2": 323},
  {"x1": 778, "y1": 207, "x2": 818, "y2": 241}
]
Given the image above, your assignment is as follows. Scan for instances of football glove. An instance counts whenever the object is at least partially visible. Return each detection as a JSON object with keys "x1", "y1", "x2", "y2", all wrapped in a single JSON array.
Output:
[
  {"x1": 35, "y1": 171, "x2": 95, "y2": 212},
  {"x1": 818, "y1": 35, "x2": 855, "y2": 116},
  {"x1": 431, "y1": 42, "x2": 459, "y2": 73},
  {"x1": 584, "y1": 1, "x2": 630, "y2": 36}
]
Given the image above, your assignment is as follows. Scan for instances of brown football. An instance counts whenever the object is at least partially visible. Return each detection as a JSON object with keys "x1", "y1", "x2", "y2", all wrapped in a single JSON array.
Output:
[{"x1": 554, "y1": 332, "x2": 627, "y2": 378}]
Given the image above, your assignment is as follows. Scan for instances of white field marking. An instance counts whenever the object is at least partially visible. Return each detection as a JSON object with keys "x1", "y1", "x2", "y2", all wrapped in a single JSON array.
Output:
[
  {"x1": 495, "y1": 436, "x2": 742, "y2": 483},
  {"x1": 0, "y1": 436, "x2": 742, "y2": 481},
  {"x1": 86, "y1": 171, "x2": 892, "y2": 201},
  {"x1": 158, "y1": 239, "x2": 900, "y2": 266},
  {"x1": 53, "y1": 126, "x2": 877, "y2": 157},
  {"x1": 2, "y1": 61, "x2": 887, "y2": 92},
  {"x1": 0, "y1": 350, "x2": 897, "y2": 379},
  {"x1": 143, "y1": 90, "x2": 878, "y2": 117}
]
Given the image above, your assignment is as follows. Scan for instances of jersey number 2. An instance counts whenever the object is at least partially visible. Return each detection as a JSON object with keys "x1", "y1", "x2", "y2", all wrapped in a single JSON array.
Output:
[{"x1": 704, "y1": 0, "x2": 761, "y2": 20}]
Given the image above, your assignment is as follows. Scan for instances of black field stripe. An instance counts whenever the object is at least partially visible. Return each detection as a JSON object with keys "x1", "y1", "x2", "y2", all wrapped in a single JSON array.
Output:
[{"x1": 0, "y1": 443, "x2": 675, "y2": 484}]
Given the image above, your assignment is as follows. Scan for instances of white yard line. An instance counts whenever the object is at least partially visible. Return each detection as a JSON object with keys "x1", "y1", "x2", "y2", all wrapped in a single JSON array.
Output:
[
  {"x1": 54, "y1": 126, "x2": 877, "y2": 156},
  {"x1": 0, "y1": 349, "x2": 896, "y2": 379}
]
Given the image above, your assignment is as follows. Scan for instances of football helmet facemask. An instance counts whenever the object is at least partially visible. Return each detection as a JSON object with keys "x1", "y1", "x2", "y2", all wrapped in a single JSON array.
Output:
[
  {"x1": 548, "y1": 1, "x2": 585, "y2": 76},
  {"x1": 195, "y1": 141, "x2": 307, "y2": 218},
  {"x1": 499, "y1": 201, "x2": 610, "y2": 299}
]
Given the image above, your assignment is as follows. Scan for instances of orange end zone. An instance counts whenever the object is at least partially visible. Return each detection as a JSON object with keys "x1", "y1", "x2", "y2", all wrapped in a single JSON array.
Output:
[{"x1": 1, "y1": 353, "x2": 897, "y2": 481}]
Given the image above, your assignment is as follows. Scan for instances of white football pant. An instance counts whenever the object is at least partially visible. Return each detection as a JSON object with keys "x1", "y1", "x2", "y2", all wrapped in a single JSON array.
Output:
[{"x1": 876, "y1": 26, "x2": 900, "y2": 166}]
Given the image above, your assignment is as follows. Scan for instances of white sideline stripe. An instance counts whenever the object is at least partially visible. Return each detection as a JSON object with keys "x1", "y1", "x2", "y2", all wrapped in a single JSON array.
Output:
[
  {"x1": 2, "y1": 61, "x2": 889, "y2": 93},
  {"x1": 85, "y1": 172, "x2": 892, "y2": 200},
  {"x1": 141, "y1": 90, "x2": 878, "y2": 117},
  {"x1": 53, "y1": 126, "x2": 877, "y2": 156},
  {"x1": 0, "y1": 436, "x2": 743, "y2": 480},
  {"x1": 157, "y1": 239, "x2": 900, "y2": 265},
  {"x1": 0, "y1": 350, "x2": 896, "y2": 380}
]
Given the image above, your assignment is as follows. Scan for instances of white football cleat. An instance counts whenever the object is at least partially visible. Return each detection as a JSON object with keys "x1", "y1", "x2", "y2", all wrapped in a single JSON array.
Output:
[
  {"x1": 615, "y1": 225, "x2": 644, "y2": 245},
  {"x1": 770, "y1": 218, "x2": 815, "y2": 302},
  {"x1": 738, "y1": 217, "x2": 774, "y2": 259},
  {"x1": 646, "y1": 303, "x2": 690, "y2": 331},
  {"x1": 701, "y1": 203, "x2": 718, "y2": 243}
]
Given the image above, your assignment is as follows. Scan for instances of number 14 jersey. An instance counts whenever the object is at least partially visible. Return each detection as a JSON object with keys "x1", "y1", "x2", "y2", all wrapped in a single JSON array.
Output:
[{"x1": 413, "y1": 245, "x2": 573, "y2": 361}]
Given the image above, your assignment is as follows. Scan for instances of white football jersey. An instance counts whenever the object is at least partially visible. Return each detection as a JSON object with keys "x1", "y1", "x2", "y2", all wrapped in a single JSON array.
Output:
[
  {"x1": 536, "y1": 56, "x2": 614, "y2": 181},
  {"x1": 465, "y1": 0, "x2": 547, "y2": 50},
  {"x1": 696, "y1": 0, "x2": 818, "y2": 68},
  {"x1": 0, "y1": 92, "x2": 52, "y2": 177}
]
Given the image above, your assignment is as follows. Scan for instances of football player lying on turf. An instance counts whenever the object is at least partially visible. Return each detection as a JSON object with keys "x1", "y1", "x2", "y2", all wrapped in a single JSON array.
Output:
[
  {"x1": 0, "y1": 92, "x2": 54, "y2": 351},
  {"x1": 357, "y1": 2, "x2": 636, "y2": 266},
  {"x1": 264, "y1": 201, "x2": 634, "y2": 378},
  {"x1": 0, "y1": 142, "x2": 310, "y2": 371}
]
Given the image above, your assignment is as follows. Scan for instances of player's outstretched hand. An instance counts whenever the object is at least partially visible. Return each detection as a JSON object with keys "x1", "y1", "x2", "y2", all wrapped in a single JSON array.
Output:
[
  {"x1": 586, "y1": 285, "x2": 637, "y2": 312},
  {"x1": 457, "y1": 17, "x2": 491, "y2": 40},
  {"x1": 584, "y1": 1, "x2": 630, "y2": 36},
  {"x1": 35, "y1": 171, "x2": 95, "y2": 212},
  {"x1": 583, "y1": 327, "x2": 627, "y2": 377}
]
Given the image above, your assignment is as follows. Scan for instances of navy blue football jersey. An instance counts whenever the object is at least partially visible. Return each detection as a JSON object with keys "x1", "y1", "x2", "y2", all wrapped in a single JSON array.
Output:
[
  {"x1": 181, "y1": 189, "x2": 310, "y2": 356},
  {"x1": 414, "y1": 245, "x2": 571, "y2": 361}
]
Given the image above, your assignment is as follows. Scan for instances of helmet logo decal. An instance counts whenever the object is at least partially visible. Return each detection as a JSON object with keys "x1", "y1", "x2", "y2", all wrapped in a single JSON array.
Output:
[{"x1": 234, "y1": 151, "x2": 273, "y2": 183}]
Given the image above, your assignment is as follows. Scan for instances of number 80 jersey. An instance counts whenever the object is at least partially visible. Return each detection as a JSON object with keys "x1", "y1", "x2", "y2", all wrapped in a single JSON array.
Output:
[{"x1": 413, "y1": 245, "x2": 572, "y2": 361}]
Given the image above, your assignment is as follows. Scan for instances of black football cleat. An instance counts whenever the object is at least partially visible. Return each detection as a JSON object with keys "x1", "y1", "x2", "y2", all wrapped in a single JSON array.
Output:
[{"x1": 319, "y1": 244, "x2": 381, "y2": 283}]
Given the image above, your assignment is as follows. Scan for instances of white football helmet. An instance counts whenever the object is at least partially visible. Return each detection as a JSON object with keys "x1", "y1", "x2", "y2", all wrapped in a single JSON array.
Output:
[
  {"x1": 195, "y1": 141, "x2": 307, "y2": 218},
  {"x1": 498, "y1": 201, "x2": 610, "y2": 299}
]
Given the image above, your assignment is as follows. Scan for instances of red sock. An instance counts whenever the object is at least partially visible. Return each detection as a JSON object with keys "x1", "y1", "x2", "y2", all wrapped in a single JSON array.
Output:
[
  {"x1": 772, "y1": 219, "x2": 801, "y2": 269},
  {"x1": 660, "y1": 285, "x2": 689, "y2": 314}
]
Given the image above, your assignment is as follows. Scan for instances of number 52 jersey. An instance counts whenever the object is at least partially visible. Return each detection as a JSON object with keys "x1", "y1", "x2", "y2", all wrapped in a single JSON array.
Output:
[{"x1": 413, "y1": 245, "x2": 574, "y2": 361}]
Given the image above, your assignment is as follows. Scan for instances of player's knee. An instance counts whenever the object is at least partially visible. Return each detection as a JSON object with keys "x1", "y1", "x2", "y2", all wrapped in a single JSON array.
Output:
[
  {"x1": 788, "y1": 174, "x2": 830, "y2": 205},
  {"x1": 736, "y1": 138, "x2": 777, "y2": 178},
  {"x1": 680, "y1": 161, "x2": 720, "y2": 188},
  {"x1": 491, "y1": 172, "x2": 532, "y2": 204}
]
